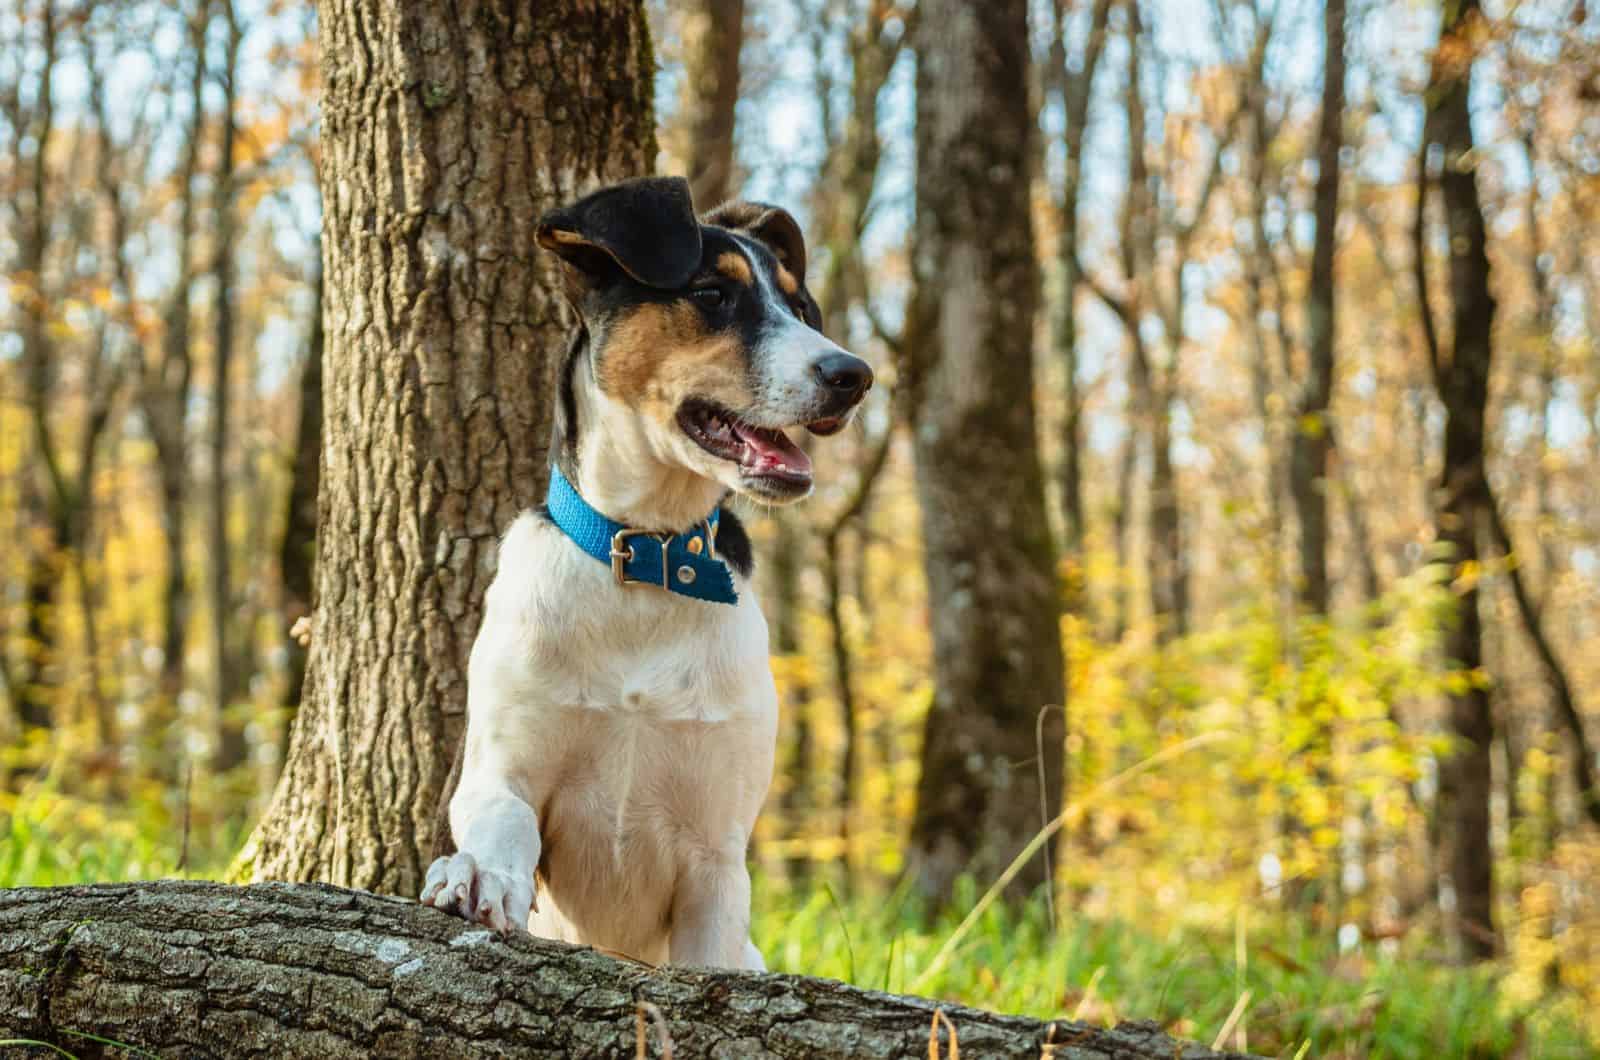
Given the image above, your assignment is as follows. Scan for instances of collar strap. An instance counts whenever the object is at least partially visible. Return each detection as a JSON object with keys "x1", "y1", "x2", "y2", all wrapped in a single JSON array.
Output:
[{"x1": 545, "y1": 465, "x2": 739, "y2": 605}]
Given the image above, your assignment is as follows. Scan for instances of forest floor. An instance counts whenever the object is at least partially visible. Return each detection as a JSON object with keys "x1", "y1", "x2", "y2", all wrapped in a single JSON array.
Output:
[{"x1": 3, "y1": 790, "x2": 1596, "y2": 1059}]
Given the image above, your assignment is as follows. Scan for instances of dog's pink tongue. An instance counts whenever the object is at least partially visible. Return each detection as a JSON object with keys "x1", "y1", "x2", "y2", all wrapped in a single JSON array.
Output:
[{"x1": 732, "y1": 422, "x2": 812, "y2": 477}]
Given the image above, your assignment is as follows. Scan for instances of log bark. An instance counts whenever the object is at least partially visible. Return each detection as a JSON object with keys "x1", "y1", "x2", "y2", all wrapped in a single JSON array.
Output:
[{"x1": 0, "y1": 881, "x2": 1251, "y2": 1059}]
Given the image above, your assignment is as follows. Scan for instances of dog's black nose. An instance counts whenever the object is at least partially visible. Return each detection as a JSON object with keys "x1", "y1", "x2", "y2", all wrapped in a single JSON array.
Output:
[{"x1": 813, "y1": 353, "x2": 873, "y2": 400}]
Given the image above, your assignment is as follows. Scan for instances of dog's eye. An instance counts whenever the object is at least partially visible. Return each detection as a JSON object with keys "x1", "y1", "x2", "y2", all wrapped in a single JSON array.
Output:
[{"x1": 691, "y1": 285, "x2": 728, "y2": 310}]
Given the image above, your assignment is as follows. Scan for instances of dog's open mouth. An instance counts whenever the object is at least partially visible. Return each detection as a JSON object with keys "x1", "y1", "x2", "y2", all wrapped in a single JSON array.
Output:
[{"x1": 678, "y1": 399, "x2": 829, "y2": 489}]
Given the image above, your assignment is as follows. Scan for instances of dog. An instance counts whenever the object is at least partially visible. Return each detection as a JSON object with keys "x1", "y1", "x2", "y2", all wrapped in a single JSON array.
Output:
[{"x1": 419, "y1": 176, "x2": 872, "y2": 970}]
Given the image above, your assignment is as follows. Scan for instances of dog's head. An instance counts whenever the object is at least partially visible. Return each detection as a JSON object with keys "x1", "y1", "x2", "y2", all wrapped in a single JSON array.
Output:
[{"x1": 538, "y1": 176, "x2": 872, "y2": 504}]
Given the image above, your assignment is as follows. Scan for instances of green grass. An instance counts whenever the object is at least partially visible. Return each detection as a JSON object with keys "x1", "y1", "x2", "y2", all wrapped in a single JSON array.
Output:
[
  {"x1": 752, "y1": 877, "x2": 1597, "y2": 1059},
  {"x1": 3, "y1": 797, "x2": 1595, "y2": 1059}
]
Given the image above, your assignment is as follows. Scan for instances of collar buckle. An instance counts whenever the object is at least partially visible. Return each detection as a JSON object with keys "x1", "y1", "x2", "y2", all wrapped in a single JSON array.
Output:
[{"x1": 610, "y1": 527, "x2": 669, "y2": 588}]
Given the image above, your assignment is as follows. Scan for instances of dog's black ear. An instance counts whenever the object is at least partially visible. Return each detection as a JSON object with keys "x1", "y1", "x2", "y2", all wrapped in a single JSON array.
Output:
[
  {"x1": 703, "y1": 200, "x2": 809, "y2": 280},
  {"x1": 537, "y1": 177, "x2": 702, "y2": 289}
]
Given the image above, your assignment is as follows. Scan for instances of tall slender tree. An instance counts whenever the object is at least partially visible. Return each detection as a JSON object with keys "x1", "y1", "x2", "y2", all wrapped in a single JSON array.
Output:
[
  {"x1": 1080, "y1": 0, "x2": 1237, "y2": 640},
  {"x1": 810, "y1": 0, "x2": 906, "y2": 863},
  {"x1": 211, "y1": 0, "x2": 247, "y2": 771},
  {"x1": 1288, "y1": 0, "x2": 1346, "y2": 616},
  {"x1": 144, "y1": 0, "x2": 211, "y2": 715},
  {"x1": 1417, "y1": 0, "x2": 1498, "y2": 961},
  {"x1": 906, "y1": 0, "x2": 1066, "y2": 897},
  {"x1": 239, "y1": 0, "x2": 659, "y2": 894},
  {"x1": 1046, "y1": 0, "x2": 1112, "y2": 564},
  {"x1": 11, "y1": 3, "x2": 128, "y2": 746}
]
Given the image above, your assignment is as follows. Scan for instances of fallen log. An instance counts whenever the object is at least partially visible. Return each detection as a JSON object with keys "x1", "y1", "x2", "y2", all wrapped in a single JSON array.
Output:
[{"x1": 0, "y1": 881, "x2": 1253, "y2": 1058}]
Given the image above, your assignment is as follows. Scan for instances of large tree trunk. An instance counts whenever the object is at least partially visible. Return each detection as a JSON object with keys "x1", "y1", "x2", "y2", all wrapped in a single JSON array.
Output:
[
  {"x1": 1287, "y1": 0, "x2": 1345, "y2": 616},
  {"x1": 1419, "y1": 0, "x2": 1498, "y2": 962},
  {"x1": 0, "y1": 881, "x2": 1251, "y2": 1060},
  {"x1": 906, "y1": 0, "x2": 1066, "y2": 898},
  {"x1": 237, "y1": 0, "x2": 658, "y2": 895}
]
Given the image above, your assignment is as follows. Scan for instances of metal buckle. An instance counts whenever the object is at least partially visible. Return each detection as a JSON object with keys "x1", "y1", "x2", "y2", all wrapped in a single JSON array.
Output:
[{"x1": 610, "y1": 528, "x2": 669, "y2": 588}]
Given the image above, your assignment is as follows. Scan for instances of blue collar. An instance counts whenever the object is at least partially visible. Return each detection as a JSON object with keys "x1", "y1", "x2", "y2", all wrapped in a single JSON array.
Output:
[{"x1": 545, "y1": 465, "x2": 739, "y2": 605}]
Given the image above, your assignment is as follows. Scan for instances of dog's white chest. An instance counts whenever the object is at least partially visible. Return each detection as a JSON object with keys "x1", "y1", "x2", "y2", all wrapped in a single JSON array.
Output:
[
  {"x1": 475, "y1": 513, "x2": 775, "y2": 725},
  {"x1": 455, "y1": 511, "x2": 777, "y2": 958}
]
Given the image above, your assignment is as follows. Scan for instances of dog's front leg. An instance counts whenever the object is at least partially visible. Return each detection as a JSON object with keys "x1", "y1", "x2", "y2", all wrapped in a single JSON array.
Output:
[
  {"x1": 420, "y1": 776, "x2": 540, "y2": 934},
  {"x1": 669, "y1": 853, "x2": 763, "y2": 969}
]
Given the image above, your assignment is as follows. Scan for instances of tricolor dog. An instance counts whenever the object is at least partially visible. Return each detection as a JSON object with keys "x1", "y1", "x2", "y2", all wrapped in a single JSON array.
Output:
[{"x1": 419, "y1": 177, "x2": 872, "y2": 969}]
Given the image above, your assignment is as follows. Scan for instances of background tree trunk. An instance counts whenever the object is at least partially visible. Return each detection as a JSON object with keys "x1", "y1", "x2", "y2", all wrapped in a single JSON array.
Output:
[
  {"x1": 906, "y1": 0, "x2": 1066, "y2": 898},
  {"x1": 237, "y1": 0, "x2": 658, "y2": 895},
  {"x1": 1046, "y1": 0, "x2": 1112, "y2": 570},
  {"x1": 13, "y1": 0, "x2": 59, "y2": 738},
  {"x1": 683, "y1": 0, "x2": 745, "y2": 207},
  {"x1": 1288, "y1": 0, "x2": 1345, "y2": 617},
  {"x1": 278, "y1": 249, "x2": 325, "y2": 759},
  {"x1": 0, "y1": 881, "x2": 1253, "y2": 1060},
  {"x1": 144, "y1": 0, "x2": 212, "y2": 724},
  {"x1": 1419, "y1": 0, "x2": 1498, "y2": 962},
  {"x1": 1082, "y1": 0, "x2": 1228, "y2": 642},
  {"x1": 211, "y1": 0, "x2": 247, "y2": 772}
]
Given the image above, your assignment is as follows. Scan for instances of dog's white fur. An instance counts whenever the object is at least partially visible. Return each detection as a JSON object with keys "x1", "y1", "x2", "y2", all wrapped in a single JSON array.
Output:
[{"x1": 420, "y1": 233, "x2": 857, "y2": 969}]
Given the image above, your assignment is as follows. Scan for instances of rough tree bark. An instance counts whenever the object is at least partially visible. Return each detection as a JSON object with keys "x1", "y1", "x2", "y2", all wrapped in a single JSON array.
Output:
[
  {"x1": 1417, "y1": 0, "x2": 1498, "y2": 961},
  {"x1": 906, "y1": 0, "x2": 1066, "y2": 898},
  {"x1": 237, "y1": 0, "x2": 658, "y2": 895},
  {"x1": 0, "y1": 882, "x2": 1251, "y2": 1060}
]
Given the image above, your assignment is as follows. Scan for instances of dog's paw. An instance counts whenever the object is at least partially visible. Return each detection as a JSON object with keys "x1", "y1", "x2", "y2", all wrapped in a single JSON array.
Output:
[{"x1": 419, "y1": 851, "x2": 536, "y2": 934}]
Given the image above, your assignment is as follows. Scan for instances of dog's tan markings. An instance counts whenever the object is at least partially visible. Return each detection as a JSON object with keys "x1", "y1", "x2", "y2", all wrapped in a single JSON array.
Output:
[
  {"x1": 599, "y1": 302, "x2": 754, "y2": 413},
  {"x1": 598, "y1": 303, "x2": 697, "y2": 401},
  {"x1": 715, "y1": 252, "x2": 753, "y2": 286},
  {"x1": 656, "y1": 330, "x2": 751, "y2": 410},
  {"x1": 542, "y1": 228, "x2": 586, "y2": 246},
  {"x1": 774, "y1": 264, "x2": 799, "y2": 296}
]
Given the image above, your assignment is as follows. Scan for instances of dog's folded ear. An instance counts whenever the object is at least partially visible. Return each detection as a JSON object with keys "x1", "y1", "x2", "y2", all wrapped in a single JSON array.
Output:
[
  {"x1": 703, "y1": 201, "x2": 809, "y2": 281},
  {"x1": 537, "y1": 177, "x2": 702, "y2": 290}
]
